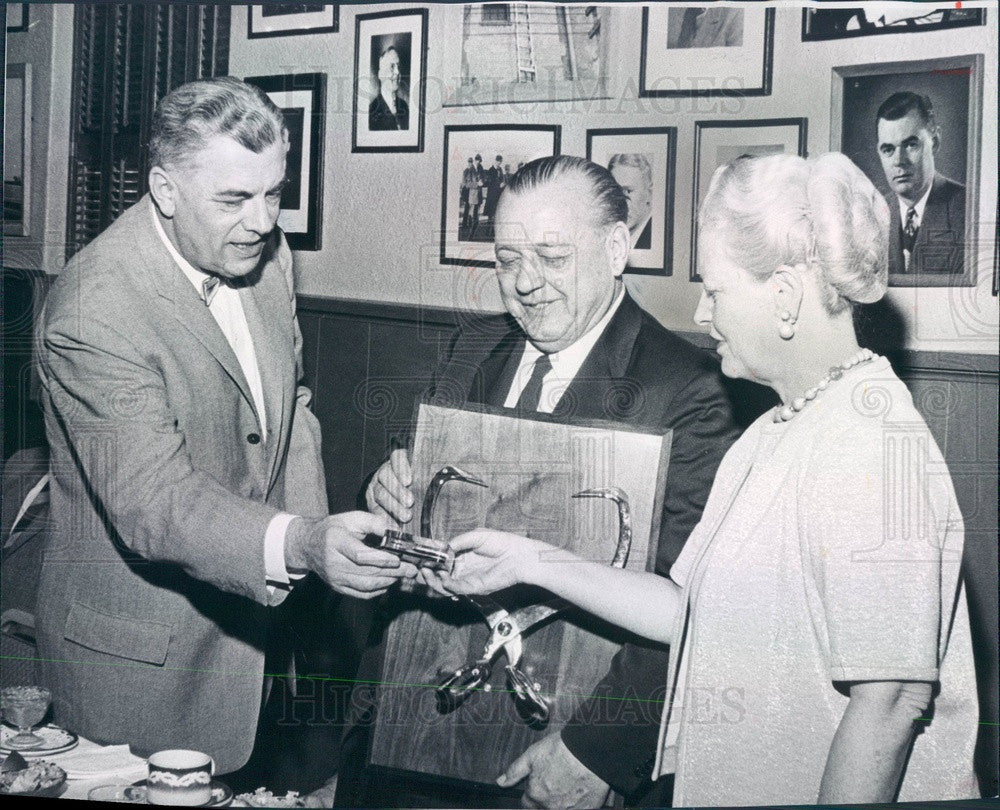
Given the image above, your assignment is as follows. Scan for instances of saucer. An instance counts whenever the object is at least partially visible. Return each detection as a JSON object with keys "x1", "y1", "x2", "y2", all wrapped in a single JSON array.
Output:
[
  {"x1": 127, "y1": 778, "x2": 233, "y2": 807},
  {"x1": 0, "y1": 723, "x2": 79, "y2": 757}
]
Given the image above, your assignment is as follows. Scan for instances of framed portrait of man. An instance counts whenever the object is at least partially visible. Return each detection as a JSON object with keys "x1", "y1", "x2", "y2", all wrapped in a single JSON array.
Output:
[
  {"x1": 352, "y1": 8, "x2": 428, "y2": 153},
  {"x1": 832, "y1": 54, "x2": 984, "y2": 287},
  {"x1": 640, "y1": 6, "x2": 774, "y2": 96},
  {"x1": 243, "y1": 72, "x2": 326, "y2": 250},
  {"x1": 586, "y1": 127, "x2": 677, "y2": 276},
  {"x1": 689, "y1": 118, "x2": 808, "y2": 282}
]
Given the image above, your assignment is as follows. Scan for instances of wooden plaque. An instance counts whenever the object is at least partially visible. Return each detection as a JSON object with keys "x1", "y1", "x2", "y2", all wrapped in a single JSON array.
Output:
[{"x1": 369, "y1": 402, "x2": 672, "y2": 783}]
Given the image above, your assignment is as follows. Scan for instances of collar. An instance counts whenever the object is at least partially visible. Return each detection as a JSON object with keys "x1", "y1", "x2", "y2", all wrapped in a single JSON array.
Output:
[
  {"x1": 520, "y1": 284, "x2": 626, "y2": 374},
  {"x1": 150, "y1": 202, "x2": 223, "y2": 305},
  {"x1": 898, "y1": 178, "x2": 934, "y2": 224}
]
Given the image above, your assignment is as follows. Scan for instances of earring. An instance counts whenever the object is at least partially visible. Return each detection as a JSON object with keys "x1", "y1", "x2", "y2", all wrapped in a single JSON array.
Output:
[{"x1": 779, "y1": 322, "x2": 795, "y2": 340}]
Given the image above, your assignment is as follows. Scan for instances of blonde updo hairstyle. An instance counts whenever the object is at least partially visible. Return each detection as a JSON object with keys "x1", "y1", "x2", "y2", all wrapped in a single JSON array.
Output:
[{"x1": 698, "y1": 152, "x2": 889, "y2": 314}]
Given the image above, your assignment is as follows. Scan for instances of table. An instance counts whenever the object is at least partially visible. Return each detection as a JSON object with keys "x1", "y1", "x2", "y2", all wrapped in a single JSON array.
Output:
[{"x1": 36, "y1": 734, "x2": 147, "y2": 801}]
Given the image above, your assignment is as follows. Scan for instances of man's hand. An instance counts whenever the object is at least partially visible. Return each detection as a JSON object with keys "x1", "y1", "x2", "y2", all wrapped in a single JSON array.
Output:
[
  {"x1": 285, "y1": 511, "x2": 417, "y2": 598},
  {"x1": 497, "y1": 733, "x2": 611, "y2": 809},
  {"x1": 365, "y1": 449, "x2": 413, "y2": 524}
]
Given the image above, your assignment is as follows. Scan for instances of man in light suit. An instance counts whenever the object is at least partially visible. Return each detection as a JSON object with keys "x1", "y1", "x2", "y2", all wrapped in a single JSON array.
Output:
[
  {"x1": 340, "y1": 156, "x2": 740, "y2": 808},
  {"x1": 35, "y1": 77, "x2": 413, "y2": 775},
  {"x1": 876, "y1": 91, "x2": 966, "y2": 275}
]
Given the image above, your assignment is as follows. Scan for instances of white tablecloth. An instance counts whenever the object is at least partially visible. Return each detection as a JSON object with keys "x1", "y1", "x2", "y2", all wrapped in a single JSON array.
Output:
[{"x1": 42, "y1": 735, "x2": 148, "y2": 801}]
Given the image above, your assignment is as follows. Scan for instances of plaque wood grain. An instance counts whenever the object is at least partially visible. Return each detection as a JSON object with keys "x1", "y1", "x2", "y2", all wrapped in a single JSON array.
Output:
[{"x1": 369, "y1": 403, "x2": 672, "y2": 783}]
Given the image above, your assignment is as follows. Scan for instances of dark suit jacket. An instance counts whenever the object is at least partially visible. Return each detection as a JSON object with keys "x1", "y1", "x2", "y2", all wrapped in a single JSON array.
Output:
[
  {"x1": 888, "y1": 172, "x2": 965, "y2": 275},
  {"x1": 430, "y1": 293, "x2": 739, "y2": 796},
  {"x1": 368, "y1": 93, "x2": 409, "y2": 131},
  {"x1": 633, "y1": 217, "x2": 652, "y2": 251},
  {"x1": 36, "y1": 196, "x2": 328, "y2": 772}
]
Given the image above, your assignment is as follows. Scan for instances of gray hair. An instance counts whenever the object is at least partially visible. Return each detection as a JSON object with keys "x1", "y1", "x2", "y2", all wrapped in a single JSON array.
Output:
[
  {"x1": 149, "y1": 76, "x2": 287, "y2": 170},
  {"x1": 608, "y1": 153, "x2": 653, "y2": 190},
  {"x1": 699, "y1": 153, "x2": 889, "y2": 314}
]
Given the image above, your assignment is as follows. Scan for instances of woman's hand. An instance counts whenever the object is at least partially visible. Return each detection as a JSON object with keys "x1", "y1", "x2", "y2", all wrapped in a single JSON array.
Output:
[{"x1": 434, "y1": 529, "x2": 554, "y2": 596}]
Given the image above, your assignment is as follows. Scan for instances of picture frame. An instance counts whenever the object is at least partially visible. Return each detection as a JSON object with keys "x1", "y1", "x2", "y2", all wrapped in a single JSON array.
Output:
[
  {"x1": 690, "y1": 118, "x2": 808, "y2": 282},
  {"x1": 243, "y1": 72, "x2": 327, "y2": 251},
  {"x1": 586, "y1": 127, "x2": 677, "y2": 276},
  {"x1": 6, "y1": 3, "x2": 28, "y2": 32},
  {"x1": 440, "y1": 4, "x2": 610, "y2": 107},
  {"x1": 802, "y1": 7, "x2": 985, "y2": 42},
  {"x1": 640, "y1": 6, "x2": 774, "y2": 97},
  {"x1": 247, "y1": 4, "x2": 338, "y2": 39},
  {"x1": 4, "y1": 63, "x2": 32, "y2": 237},
  {"x1": 439, "y1": 124, "x2": 561, "y2": 268},
  {"x1": 832, "y1": 54, "x2": 983, "y2": 287},
  {"x1": 352, "y1": 8, "x2": 428, "y2": 153}
]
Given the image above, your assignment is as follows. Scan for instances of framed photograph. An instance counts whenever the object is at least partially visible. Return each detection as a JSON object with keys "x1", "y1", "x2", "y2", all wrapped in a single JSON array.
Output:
[
  {"x1": 244, "y1": 72, "x2": 326, "y2": 251},
  {"x1": 803, "y1": 7, "x2": 985, "y2": 41},
  {"x1": 441, "y1": 4, "x2": 610, "y2": 106},
  {"x1": 832, "y1": 55, "x2": 983, "y2": 287},
  {"x1": 352, "y1": 9, "x2": 428, "y2": 153},
  {"x1": 247, "y1": 4, "x2": 337, "y2": 39},
  {"x1": 586, "y1": 127, "x2": 677, "y2": 276},
  {"x1": 440, "y1": 124, "x2": 561, "y2": 267},
  {"x1": 690, "y1": 119, "x2": 808, "y2": 282},
  {"x1": 6, "y1": 3, "x2": 28, "y2": 32},
  {"x1": 4, "y1": 64, "x2": 32, "y2": 237},
  {"x1": 640, "y1": 6, "x2": 774, "y2": 97}
]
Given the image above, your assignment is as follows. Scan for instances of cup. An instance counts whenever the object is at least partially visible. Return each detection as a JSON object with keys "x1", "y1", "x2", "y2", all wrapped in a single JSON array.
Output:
[{"x1": 146, "y1": 749, "x2": 214, "y2": 806}]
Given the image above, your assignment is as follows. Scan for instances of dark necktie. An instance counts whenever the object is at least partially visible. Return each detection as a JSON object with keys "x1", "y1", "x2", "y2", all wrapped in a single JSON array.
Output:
[
  {"x1": 902, "y1": 207, "x2": 918, "y2": 253},
  {"x1": 515, "y1": 353, "x2": 553, "y2": 412}
]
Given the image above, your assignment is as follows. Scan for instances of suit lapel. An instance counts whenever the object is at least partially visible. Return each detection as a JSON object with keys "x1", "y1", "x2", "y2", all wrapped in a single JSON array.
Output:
[
  {"x1": 914, "y1": 172, "x2": 947, "y2": 252},
  {"x1": 551, "y1": 293, "x2": 642, "y2": 421},
  {"x1": 470, "y1": 330, "x2": 525, "y2": 407},
  {"x1": 141, "y1": 197, "x2": 260, "y2": 419},
  {"x1": 239, "y1": 256, "x2": 292, "y2": 487}
]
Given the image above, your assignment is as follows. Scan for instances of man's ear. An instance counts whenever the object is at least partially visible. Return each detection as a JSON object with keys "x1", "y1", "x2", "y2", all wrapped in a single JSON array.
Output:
[
  {"x1": 607, "y1": 221, "x2": 631, "y2": 278},
  {"x1": 771, "y1": 265, "x2": 804, "y2": 326},
  {"x1": 148, "y1": 165, "x2": 178, "y2": 218}
]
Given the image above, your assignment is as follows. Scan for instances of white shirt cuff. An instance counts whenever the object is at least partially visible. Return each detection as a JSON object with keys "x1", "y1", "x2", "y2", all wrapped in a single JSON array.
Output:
[{"x1": 264, "y1": 512, "x2": 305, "y2": 590}]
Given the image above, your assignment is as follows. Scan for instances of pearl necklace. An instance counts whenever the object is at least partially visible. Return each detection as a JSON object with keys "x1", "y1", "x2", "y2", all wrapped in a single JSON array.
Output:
[{"x1": 773, "y1": 348, "x2": 876, "y2": 423}]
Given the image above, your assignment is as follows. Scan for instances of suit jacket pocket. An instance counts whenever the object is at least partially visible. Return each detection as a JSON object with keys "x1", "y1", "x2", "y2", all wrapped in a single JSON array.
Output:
[{"x1": 63, "y1": 599, "x2": 172, "y2": 666}]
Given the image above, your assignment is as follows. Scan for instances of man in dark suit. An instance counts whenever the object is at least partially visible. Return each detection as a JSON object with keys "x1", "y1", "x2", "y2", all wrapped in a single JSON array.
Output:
[
  {"x1": 876, "y1": 91, "x2": 965, "y2": 275},
  {"x1": 354, "y1": 156, "x2": 739, "y2": 808},
  {"x1": 35, "y1": 77, "x2": 411, "y2": 775},
  {"x1": 483, "y1": 154, "x2": 507, "y2": 224},
  {"x1": 368, "y1": 46, "x2": 409, "y2": 131}
]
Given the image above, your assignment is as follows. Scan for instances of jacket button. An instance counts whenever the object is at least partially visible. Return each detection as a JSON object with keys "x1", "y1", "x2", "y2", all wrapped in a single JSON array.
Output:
[{"x1": 247, "y1": 433, "x2": 261, "y2": 445}]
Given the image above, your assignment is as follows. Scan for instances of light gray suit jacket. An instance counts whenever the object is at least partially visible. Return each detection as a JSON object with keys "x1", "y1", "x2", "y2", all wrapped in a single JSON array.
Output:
[{"x1": 35, "y1": 195, "x2": 328, "y2": 773}]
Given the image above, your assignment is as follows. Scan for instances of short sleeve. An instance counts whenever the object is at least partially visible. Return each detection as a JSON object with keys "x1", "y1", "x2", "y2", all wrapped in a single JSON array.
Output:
[{"x1": 799, "y1": 421, "x2": 955, "y2": 683}]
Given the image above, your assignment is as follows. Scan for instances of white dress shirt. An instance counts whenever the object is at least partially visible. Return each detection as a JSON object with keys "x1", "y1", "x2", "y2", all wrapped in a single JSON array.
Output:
[
  {"x1": 151, "y1": 206, "x2": 299, "y2": 592},
  {"x1": 504, "y1": 285, "x2": 626, "y2": 412}
]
